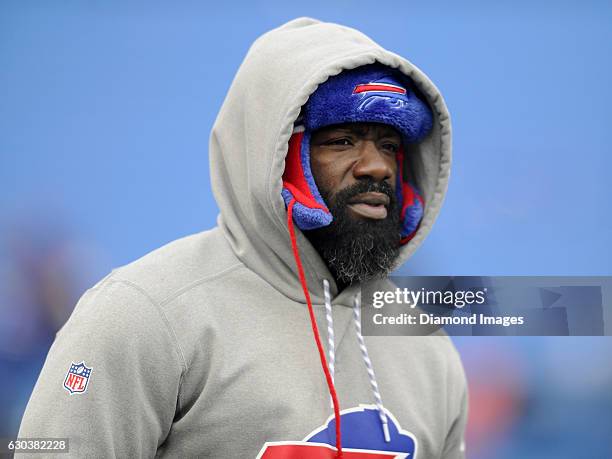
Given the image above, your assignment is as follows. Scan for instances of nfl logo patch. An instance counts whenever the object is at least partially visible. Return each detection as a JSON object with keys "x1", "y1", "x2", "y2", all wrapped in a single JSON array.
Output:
[{"x1": 63, "y1": 361, "x2": 93, "y2": 394}]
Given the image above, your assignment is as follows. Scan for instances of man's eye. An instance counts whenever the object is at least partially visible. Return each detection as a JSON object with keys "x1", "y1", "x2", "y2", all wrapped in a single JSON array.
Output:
[
  {"x1": 383, "y1": 143, "x2": 400, "y2": 153},
  {"x1": 326, "y1": 138, "x2": 352, "y2": 146}
]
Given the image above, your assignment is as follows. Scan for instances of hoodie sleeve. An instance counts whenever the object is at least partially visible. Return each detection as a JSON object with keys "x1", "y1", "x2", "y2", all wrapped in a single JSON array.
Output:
[{"x1": 16, "y1": 277, "x2": 184, "y2": 458}]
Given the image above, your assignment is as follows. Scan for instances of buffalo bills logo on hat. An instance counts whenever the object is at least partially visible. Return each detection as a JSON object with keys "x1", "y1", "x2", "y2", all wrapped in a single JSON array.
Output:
[
  {"x1": 353, "y1": 78, "x2": 411, "y2": 112},
  {"x1": 256, "y1": 405, "x2": 418, "y2": 458},
  {"x1": 63, "y1": 361, "x2": 93, "y2": 394}
]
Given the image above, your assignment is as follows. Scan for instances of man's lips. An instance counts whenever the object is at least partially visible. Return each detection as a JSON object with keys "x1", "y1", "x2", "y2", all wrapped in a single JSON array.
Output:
[{"x1": 347, "y1": 192, "x2": 390, "y2": 220}]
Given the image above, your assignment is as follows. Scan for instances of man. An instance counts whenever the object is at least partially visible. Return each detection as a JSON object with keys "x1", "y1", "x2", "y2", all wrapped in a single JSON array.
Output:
[{"x1": 18, "y1": 17, "x2": 467, "y2": 458}]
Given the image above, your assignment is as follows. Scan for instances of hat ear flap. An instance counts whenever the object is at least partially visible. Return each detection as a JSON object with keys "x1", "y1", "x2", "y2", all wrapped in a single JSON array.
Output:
[
  {"x1": 282, "y1": 131, "x2": 333, "y2": 230},
  {"x1": 396, "y1": 145, "x2": 424, "y2": 244}
]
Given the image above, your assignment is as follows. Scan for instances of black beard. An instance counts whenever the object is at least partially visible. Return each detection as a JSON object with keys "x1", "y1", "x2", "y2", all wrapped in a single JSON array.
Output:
[{"x1": 303, "y1": 179, "x2": 401, "y2": 287}]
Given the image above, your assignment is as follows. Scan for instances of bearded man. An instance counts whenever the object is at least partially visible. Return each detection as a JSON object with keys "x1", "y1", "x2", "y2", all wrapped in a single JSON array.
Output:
[{"x1": 18, "y1": 17, "x2": 467, "y2": 459}]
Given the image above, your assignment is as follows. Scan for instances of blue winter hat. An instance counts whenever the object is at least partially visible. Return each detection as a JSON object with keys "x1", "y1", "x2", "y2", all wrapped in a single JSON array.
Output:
[
  {"x1": 303, "y1": 63, "x2": 433, "y2": 143},
  {"x1": 282, "y1": 64, "x2": 433, "y2": 243}
]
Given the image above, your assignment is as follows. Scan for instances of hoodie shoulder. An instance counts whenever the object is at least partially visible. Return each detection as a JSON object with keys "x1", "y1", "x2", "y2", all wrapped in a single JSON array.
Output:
[{"x1": 107, "y1": 226, "x2": 243, "y2": 307}]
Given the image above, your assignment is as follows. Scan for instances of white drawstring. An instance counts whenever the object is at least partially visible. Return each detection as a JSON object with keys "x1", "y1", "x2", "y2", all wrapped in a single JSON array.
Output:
[
  {"x1": 323, "y1": 279, "x2": 335, "y2": 410},
  {"x1": 353, "y1": 291, "x2": 391, "y2": 442},
  {"x1": 322, "y1": 281, "x2": 391, "y2": 443}
]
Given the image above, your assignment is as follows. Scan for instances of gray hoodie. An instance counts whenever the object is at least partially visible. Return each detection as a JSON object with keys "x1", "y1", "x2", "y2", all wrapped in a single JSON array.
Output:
[{"x1": 18, "y1": 17, "x2": 467, "y2": 459}]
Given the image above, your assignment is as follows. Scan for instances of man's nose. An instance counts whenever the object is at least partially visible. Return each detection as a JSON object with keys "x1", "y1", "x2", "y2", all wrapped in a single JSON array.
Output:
[{"x1": 352, "y1": 140, "x2": 394, "y2": 182}]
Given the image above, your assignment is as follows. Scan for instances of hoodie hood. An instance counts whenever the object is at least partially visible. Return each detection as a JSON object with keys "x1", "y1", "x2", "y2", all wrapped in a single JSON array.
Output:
[{"x1": 209, "y1": 17, "x2": 451, "y2": 305}]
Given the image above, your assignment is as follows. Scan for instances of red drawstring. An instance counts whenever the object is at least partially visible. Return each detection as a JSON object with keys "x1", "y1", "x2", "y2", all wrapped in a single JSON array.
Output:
[{"x1": 287, "y1": 199, "x2": 343, "y2": 458}]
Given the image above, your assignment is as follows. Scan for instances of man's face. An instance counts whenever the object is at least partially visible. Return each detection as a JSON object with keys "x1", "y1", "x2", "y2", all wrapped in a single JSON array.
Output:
[{"x1": 304, "y1": 122, "x2": 403, "y2": 286}]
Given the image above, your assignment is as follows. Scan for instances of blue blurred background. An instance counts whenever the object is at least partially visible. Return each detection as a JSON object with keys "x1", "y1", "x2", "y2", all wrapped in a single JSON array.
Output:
[{"x1": 1, "y1": 1, "x2": 611, "y2": 457}]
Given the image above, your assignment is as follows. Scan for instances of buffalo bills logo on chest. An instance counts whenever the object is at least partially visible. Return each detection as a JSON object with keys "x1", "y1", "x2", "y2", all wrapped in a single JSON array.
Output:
[{"x1": 257, "y1": 405, "x2": 418, "y2": 458}]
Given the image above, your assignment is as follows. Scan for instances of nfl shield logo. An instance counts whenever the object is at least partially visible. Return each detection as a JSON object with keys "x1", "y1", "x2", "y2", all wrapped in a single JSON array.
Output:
[{"x1": 63, "y1": 361, "x2": 93, "y2": 394}]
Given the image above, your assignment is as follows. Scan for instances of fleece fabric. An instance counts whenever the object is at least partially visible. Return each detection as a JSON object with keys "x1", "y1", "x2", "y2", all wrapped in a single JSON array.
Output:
[{"x1": 17, "y1": 17, "x2": 467, "y2": 459}]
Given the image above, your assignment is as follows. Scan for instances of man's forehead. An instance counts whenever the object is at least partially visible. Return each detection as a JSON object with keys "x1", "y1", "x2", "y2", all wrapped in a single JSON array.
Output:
[{"x1": 316, "y1": 122, "x2": 401, "y2": 137}]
